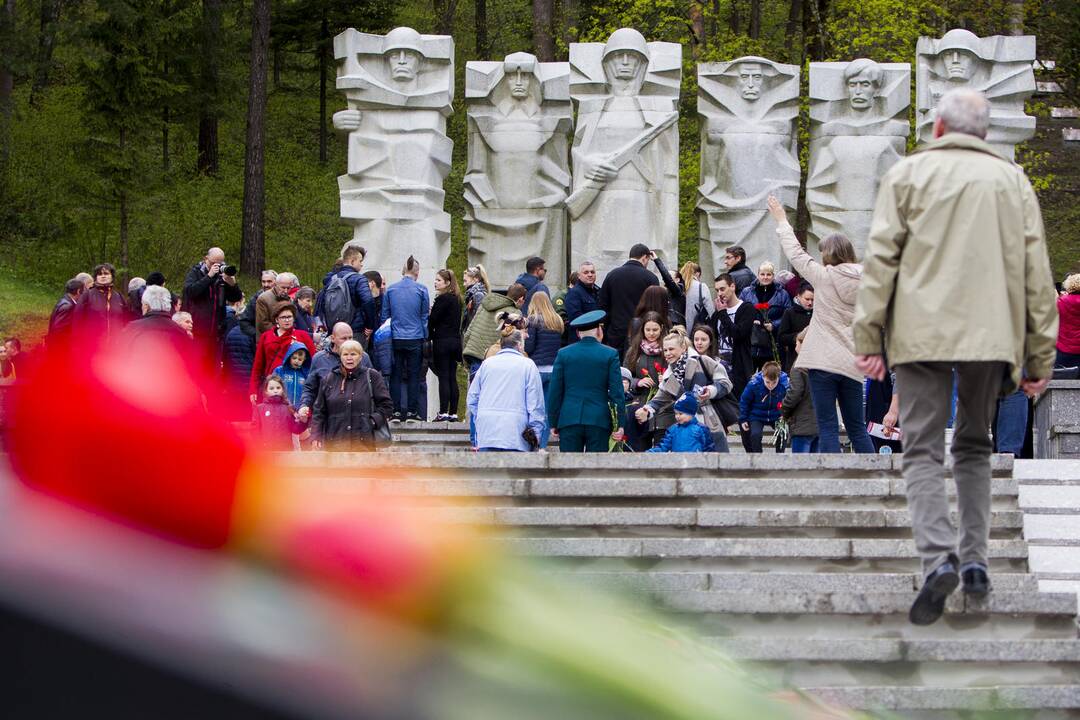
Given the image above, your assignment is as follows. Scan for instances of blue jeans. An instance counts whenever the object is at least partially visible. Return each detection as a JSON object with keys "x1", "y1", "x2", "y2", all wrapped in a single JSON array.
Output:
[
  {"x1": 807, "y1": 370, "x2": 875, "y2": 454},
  {"x1": 790, "y1": 435, "x2": 819, "y2": 453},
  {"x1": 466, "y1": 355, "x2": 483, "y2": 381},
  {"x1": 539, "y1": 371, "x2": 552, "y2": 449},
  {"x1": 391, "y1": 339, "x2": 424, "y2": 417},
  {"x1": 994, "y1": 389, "x2": 1028, "y2": 456}
]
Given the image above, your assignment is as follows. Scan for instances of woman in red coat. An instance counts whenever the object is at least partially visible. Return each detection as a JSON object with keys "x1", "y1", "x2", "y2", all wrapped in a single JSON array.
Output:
[
  {"x1": 249, "y1": 304, "x2": 314, "y2": 403},
  {"x1": 1057, "y1": 274, "x2": 1080, "y2": 368}
]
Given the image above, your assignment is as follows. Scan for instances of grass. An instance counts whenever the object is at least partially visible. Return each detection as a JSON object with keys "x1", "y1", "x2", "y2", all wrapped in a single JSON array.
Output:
[{"x1": 0, "y1": 271, "x2": 59, "y2": 345}]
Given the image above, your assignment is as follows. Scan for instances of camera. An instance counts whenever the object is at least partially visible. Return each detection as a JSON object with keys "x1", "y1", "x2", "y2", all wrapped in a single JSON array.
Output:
[{"x1": 222, "y1": 265, "x2": 238, "y2": 277}]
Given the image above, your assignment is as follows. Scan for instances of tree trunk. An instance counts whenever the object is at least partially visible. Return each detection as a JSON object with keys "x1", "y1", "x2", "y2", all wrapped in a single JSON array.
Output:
[
  {"x1": 318, "y1": 13, "x2": 328, "y2": 163},
  {"x1": 162, "y1": 104, "x2": 170, "y2": 171},
  {"x1": 197, "y1": 0, "x2": 221, "y2": 175},
  {"x1": 432, "y1": 0, "x2": 458, "y2": 35},
  {"x1": 729, "y1": 0, "x2": 741, "y2": 36},
  {"x1": 749, "y1": 0, "x2": 762, "y2": 39},
  {"x1": 689, "y1": 0, "x2": 706, "y2": 56},
  {"x1": 241, "y1": 0, "x2": 270, "y2": 276},
  {"x1": 119, "y1": 126, "x2": 129, "y2": 278},
  {"x1": 475, "y1": 0, "x2": 488, "y2": 60},
  {"x1": 804, "y1": 0, "x2": 827, "y2": 61},
  {"x1": 532, "y1": 0, "x2": 555, "y2": 62},
  {"x1": 0, "y1": 0, "x2": 14, "y2": 194},
  {"x1": 1008, "y1": 0, "x2": 1024, "y2": 34},
  {"x1": 30, "y1": 0, "x2": 63, "y2": 108},
  {"x1": 785, "y1": 0, "x2": 802, "y2": 59}
]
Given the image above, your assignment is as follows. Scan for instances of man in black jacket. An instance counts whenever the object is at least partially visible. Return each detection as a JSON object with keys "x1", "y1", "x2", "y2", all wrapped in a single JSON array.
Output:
[
  {"x1": 562, "y1": 262, "x2": 600, "y2": 344},
  {"x1": 778, "y1": 281, "x2": 814, "y2": 371},
  {"x1": 598, "y1": 244, "x2": 658, "y2": 358},
  {"x1": 713, "y1": 273, "x2": 756, "y2": 399},
  {"x1": 724, "y1": 246, "x2": 756, "y2": 294},
  {"x1": 182, "y1": 247, "x2": 243, "y2": 367},
  {"x1": 47, "y1": 278, "x2": 85, "y2": 352}
]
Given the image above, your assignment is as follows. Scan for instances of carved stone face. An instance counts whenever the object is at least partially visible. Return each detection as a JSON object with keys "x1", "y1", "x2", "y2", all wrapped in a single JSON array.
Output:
[
  {"x1": 509, "y1": 69, "x2": 532, "y2": 99},
  {"x1": 943, "y1": 49, "x2": 977, "y2": 81},
  {"x1": 386, "y1": 49, "x2": 422, "y2": 82},
  {"x1": 846, "y1": 71, "x2": 877, "y2": 111},
  {"x1": 604, "y1": 52, "x2": 644, "y2": 82},
  {"x1": 737, "y1": 63, "x2": 763, "y2": 102}
]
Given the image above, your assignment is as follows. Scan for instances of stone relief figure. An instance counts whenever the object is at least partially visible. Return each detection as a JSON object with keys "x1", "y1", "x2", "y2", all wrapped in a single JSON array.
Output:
[
  {"x1": 806, "y1": 59, "x2": 910, "y2": 258},
  {"x1": 568, "y1": 29, "x2": 681, "y2": 282},
  {"x1": 697, "y1": 57, "x2": 800, "y2": 279},
  {"x1": 332, "y1": 26, "x2": 454, "y2": 285},
  {"x1": 464, "y1": 52, "x2": 572, "y2": 289},
  {"x1": 916, "y1": 28, "x2": 1035, "y2": 161}
]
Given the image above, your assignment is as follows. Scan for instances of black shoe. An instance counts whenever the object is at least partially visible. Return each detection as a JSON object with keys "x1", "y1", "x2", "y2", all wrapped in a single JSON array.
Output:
[
  {"x1": 390, "y1": 411, "x2": 404, "y2": 424},
  {"x1": 909, "y1": 554, "x2": 960, "y2": 626},
  {"x1": 961, "y1": 562, "x2": 991, "y2": 598},
  {"x1": 405, "y1": 412, "x2": 423, "y2": 424}
]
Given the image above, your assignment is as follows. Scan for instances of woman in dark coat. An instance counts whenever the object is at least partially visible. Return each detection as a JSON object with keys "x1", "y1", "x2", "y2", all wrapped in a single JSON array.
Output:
[
  {"x1": 74, "y1": 263, "x2": 129, "y2": 342},
  {"x1": 429, "y1": 269, "x2": 464, "y2": 421},
  {"x1": 312, "y1": 340, "x2": 394, "y2": 451},
  {"x1": 737, "y1": 261, "x2": 792, "y2": 369}
]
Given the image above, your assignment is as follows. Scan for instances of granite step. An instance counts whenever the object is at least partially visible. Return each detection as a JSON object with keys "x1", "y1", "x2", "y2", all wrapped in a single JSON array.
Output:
[
  {"x1": 803, "y1": 685, "x2": 1080, "y2": 712},
  {"x1": 713, "y1": 637, "x2": 1080, "y2": 663}
]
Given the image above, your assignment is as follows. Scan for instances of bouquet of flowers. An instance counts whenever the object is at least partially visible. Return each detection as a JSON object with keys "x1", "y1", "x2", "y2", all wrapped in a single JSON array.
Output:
[{"x1": 609, "y1": 403, "x2": 633, "y2": 453}]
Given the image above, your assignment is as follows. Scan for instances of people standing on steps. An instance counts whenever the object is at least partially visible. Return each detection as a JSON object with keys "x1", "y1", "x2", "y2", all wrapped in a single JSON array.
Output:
[
  {"x1": 778, "y1": 282, "x2": 814, "y2": 372},
  {"x1": 463, "y1": 283, "x2": 527, "y2": 381},
  {"x1": 722, "y1": 245, "x2": 756, "y2": 294},
  {"x1": 738, "y1": 261, "x2": 791, "y2": 370},
  {"x1": 681, "y1": 261, "x2": 716, "y2": 331},
  {"x1": 622, "y1": 311, "x2": 669, "y2": 450},
  {"x1": 315, "y1": 244, "x2": 377, "y2": 343},
  {"x1": 296, "y1": 322, "x2": 373, "y2": 426},
  {"x1": 310, "y1": 340, "x2": 393, "y2": 451},
  {"x1": 769, "y1": 194, "x2": 876, "y2": 456},
  {"x1": 781, "y1": 330, "x2": 819, "y2": 453},
  {"x1": 381, "y1": 255, "x2": 430, "y2": 423},
  {"x1": 563, "y1": 261, "x2": 601, "y2": 343},
  {"x1": 599, "y1": 244, "x2": 659, "y2": 359},
  {"x1": 429, "y1": 269, "x2": 463, "y2": 423},
  {"x1": 546, "y1": 311, "x2": 627, "y2": 453},
  {"x1": 853, "y1": 89, "x2": 1058, "y2": 626}
]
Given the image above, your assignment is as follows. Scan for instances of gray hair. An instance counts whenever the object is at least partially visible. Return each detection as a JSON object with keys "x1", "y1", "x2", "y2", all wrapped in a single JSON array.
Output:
[
  {"x1": 141, "y1": 285, "x2": 172, "y2": 313},
  {"x1": 500, "y1": 330, "x2": 524, "y2": 349},
  {"x1": 127, "y1": 277, "x2": 146, "y2": 293},
  {"x1": 172, "y1": 311, "x2": 192, "y2": 325},
  {"x1": 75, "y1": 272, "x2": 92, "y2": 286},
  {"x1": 277, "y1": 272, "x2": 298, "y2": 287},
  {"x1": 261, "y1": 270, "x2": 278, "y2": 281},
  {"x1": 936, "y1": 89, "x2": 990, "y2": 139}
]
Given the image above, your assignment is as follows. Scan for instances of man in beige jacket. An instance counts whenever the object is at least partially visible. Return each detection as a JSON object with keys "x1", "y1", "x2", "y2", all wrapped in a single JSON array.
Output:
[{"x1": 853, "y1": 89, "x2": 1058, "y2": 626}]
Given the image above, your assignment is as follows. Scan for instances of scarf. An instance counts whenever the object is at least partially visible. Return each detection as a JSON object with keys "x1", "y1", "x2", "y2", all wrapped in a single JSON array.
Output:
[
  {"x1": 668, "y1": 353, "x2": 688, "y2": 387},
  {"x1": 754, "y1": 283, "x2": 777, "y2": 304},
  {"x1": 640, "y1": 339, "x2": 661, "y2": 356}
]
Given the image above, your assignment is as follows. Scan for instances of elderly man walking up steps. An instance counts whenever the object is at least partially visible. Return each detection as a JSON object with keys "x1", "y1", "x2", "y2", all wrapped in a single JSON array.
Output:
[{"x1": 853, "y1": 89, "x2": 1058, "y2": 626}]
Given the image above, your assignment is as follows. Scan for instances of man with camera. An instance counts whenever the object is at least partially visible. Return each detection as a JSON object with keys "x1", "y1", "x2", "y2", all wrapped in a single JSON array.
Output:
[{"x1": 182, "y1": 247, "x2": 243, "y2": 370}]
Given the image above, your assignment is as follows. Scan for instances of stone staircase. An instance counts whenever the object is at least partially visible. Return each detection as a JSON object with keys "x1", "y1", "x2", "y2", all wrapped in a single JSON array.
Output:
[{"x1": 283, "y1": 452, "x2": 1080, "y2": 716}]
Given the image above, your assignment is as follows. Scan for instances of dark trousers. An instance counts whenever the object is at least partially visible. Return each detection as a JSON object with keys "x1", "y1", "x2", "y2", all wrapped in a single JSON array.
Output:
[
  {"x1": 432, "y1": 338, "x2": 461, "y2": 415},
  {"x1": 391, "y1": 339, "x2": 424, "y2": 417},
  {"x1": 1056, "y1": 349, "x2": 1080, "y2": 368},
  {"x1": 741, "y1": 420, "x2": 780, "y2": 453},
  {"x1": 558, "y1": 424, "x2": 610, "y2": 453},
  {"x1": 807, "y1": 370, "x2": 875, "y2": 454}
]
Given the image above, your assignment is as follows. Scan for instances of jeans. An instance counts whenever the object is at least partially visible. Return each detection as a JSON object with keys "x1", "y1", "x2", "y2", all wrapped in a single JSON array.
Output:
[
  {"x1": 807, "y1": 370, "x2": 875, "y2": 454},
  {"x1": 465, "y1": 355, "x2": 483, "y2": 382},
  {"x1": 790, "y1": 435, "x2": 819, "y2": 453},
  {"x1": 994, "y1": 389, "x2": 1028, "y2": 456},
  {"x1": 539, "y1": 371, "x2": 552, "y2": 449},
  {"x1": 741, "y1": 420, "x2": 778, "y2": 453},
  {"x1": 391, "y1": 339, "x2": 424, "y2": 417}
]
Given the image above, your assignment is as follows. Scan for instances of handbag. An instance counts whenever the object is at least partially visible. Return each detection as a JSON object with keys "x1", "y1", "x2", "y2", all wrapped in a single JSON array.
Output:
[
  {"x1": 751, "y1": 322, "x2": 774, "y2": 351},
  {"x1": 690, "y1": 284, "x2": 711, "y2": 329},
  {"x1": 364, "y1": 369, "x2": 392, "y2": 447}
]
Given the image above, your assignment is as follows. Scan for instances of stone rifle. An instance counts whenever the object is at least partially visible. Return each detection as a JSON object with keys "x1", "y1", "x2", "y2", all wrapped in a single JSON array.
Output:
[{"x1": 565, "y1": 111, "x2": 680, "y2": 220}]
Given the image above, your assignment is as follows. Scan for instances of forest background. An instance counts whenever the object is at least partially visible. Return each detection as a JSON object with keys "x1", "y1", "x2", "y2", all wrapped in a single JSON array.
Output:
[{"x1": 0, "y1": 0, "x2": 1078, "y2": 340}]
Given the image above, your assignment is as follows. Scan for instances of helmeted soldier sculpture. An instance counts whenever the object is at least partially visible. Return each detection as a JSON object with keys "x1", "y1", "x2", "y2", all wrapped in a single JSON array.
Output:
[
  {"x1": 568, "y1": 29, "x2": 682, "y2": 284},
  {"x1": 916, "y1": 28, "x2": 1036, "y2": 161},
  {"x1": 697, "y1": 57, "x2": 800, "y2": 279},
  {"x1": 464, "y1": 52, "x2": 573, "y2": 290},
  {"x1": 806, "y1": 59, "x2": 910, "y2": 258},
  {"x1": 332, "y1": 26, "x2": 454, "y2": 287}
]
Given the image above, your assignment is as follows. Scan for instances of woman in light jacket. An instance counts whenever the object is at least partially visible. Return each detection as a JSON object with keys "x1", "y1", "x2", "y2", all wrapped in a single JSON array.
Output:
[{"x1": 768, "y1": 195, "x2": 874, "y2": 453}]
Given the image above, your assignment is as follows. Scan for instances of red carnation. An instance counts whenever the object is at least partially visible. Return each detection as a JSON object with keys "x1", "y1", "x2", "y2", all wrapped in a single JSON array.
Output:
[
  {"x1": 755, "y1": 302, "x2": 770, "y2": 311},
  {"x1": 654, "y1": 362, "x2": 663, "y2": 372},
  {"x1": 777, "y1": 401, "x2": 783, "y2": 409}
]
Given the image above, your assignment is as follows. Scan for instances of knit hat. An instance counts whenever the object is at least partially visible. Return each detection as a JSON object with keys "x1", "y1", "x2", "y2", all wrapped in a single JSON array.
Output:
[
  {"x1": 673, "y1": 393, "x2": 698, "y2": 416},
  {"x1": 620, "y1": 367, "x2": 632, "y2": 382}
]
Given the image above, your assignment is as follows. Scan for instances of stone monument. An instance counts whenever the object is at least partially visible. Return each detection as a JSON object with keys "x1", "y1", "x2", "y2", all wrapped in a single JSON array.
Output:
[
  {"x1": 464, "y1": 52, "x2": 573, "y2": 289},
  {"x1": 332, "y1": 26, "x2": 454, "y2": 286},
  {"x1": 916, "y1": 28, "x2": 1036, "y2": 161},
  {"x1": 697, "y1": 57, "x2": 800, "y2": 279},
  {"x1": 806, "y1": 59, "x2": 910, "y2": 258},
  {"x1": 568, "y1": 29, "x2": 681, "y2": 282}
]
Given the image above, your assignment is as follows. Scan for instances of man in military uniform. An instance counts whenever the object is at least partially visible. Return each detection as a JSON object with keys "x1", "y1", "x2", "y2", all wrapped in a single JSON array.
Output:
[{"x1": 546, "y1": 310, "x2": 626, "y2": 452}]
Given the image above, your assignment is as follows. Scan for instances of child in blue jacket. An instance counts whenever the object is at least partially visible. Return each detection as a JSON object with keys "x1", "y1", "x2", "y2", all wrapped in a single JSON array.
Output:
[
  {"x1": 738, "y1": 361, "x2": 789, "y2": 453},
  {"x1": 648, "y1": 394, "x2": 715, "y2": 453},
  {"x1": 271, "y1": 340, "x2": 311, "y2": 409}
]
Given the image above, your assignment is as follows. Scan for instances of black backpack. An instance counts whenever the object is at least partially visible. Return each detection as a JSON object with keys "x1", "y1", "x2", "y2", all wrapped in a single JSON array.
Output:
[{"x1": 322, "y1": 273, "x2": 355, "y2": 330}]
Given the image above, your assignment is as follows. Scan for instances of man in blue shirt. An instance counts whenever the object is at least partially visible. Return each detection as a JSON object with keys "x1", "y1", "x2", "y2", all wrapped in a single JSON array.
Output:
[
  {"x1": 514, "y1": 256, "x2": 550, "y2": 315},
  {"x1": 381, "y1": 255, "x2": 431, "y2": 422}
]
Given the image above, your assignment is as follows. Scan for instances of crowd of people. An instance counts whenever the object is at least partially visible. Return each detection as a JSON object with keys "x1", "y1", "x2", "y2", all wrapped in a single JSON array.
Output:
[{"x1": 12, "y1": 90, "x2": 1075, "y2": 461}]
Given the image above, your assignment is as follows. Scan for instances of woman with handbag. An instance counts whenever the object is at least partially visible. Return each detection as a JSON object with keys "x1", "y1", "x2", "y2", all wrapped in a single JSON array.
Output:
[
  {"x1": 682, "y1": 262, "x2": 716, "y2": 331},
  {"x1": 738, "y1": 260, "x2": 792, "y2": 370},
  {"x1": 635, "y1": 328, "x2": 733, "y2": 452},
  {"x1": 311, "y1": 340, "x2": 394, "y2": 451}
]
